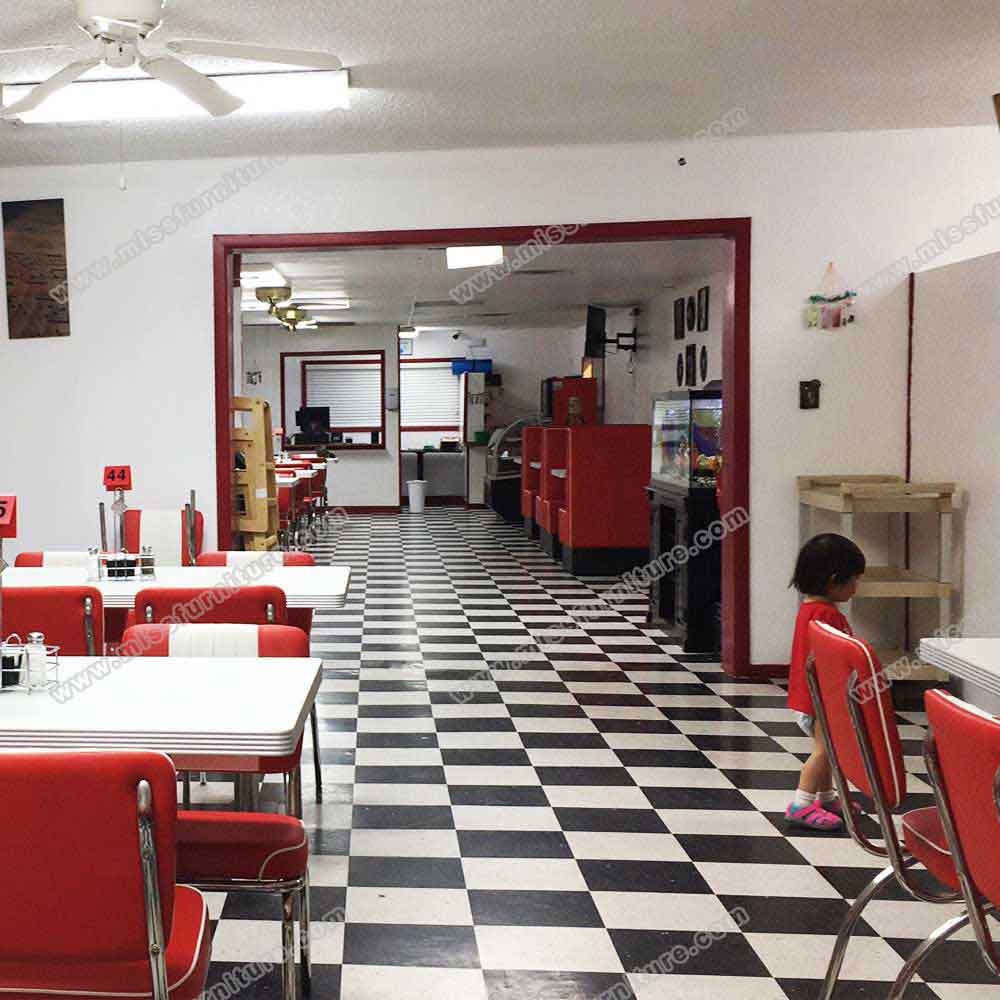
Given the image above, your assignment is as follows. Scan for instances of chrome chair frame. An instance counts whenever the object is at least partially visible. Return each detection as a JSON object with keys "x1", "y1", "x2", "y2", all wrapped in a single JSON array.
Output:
[
  {"x1": 805, "y1": 658, "x2": 959, "y2": 999},
  {"x1": 136, "y1": 779, "x2": 172, "y2": 1000},
  {"x1": 887, "y1": 734, "x2": 1000, "y2": 998}
]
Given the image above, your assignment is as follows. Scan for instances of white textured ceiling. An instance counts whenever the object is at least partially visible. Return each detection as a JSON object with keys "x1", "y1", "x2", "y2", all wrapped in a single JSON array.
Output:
[
  {"x1": 241, "y1": 238, "x2": 730, "y2": 330},
  {"x1": 1, "y1": 0, "x2": 998, "y2": 167}
]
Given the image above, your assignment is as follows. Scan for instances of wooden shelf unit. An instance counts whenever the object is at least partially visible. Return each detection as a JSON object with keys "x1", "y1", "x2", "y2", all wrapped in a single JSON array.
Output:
[
  {"x1": 797, "y1": 475, "x2": 956, "y2": 682},
  {"x1": 232, "y1": 396, "x2": 279, "y2": 551}
]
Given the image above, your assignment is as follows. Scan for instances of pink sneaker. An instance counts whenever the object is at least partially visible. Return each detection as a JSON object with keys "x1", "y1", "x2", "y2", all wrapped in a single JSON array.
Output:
[{"x1": 785, "y1": 801, "x2": 843, "y2": 832}]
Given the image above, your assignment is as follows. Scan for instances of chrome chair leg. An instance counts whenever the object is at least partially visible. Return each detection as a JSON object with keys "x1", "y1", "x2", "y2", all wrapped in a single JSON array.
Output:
[
  {"x1": 300, "y1": 869, "x2": 312, "y2": 996},
  {"x1": 821, "y1": 864, "x2": 900, "y2": 1000},
  {"x1": 310, "y1": 706, "x2": 323, "y2": 803},
  {"x1": 888, "y1": 911, "x2": 971, "y2": 1000},
  {"x1": 282, "y1": 891, "x2": 299, "y2": 1000}
]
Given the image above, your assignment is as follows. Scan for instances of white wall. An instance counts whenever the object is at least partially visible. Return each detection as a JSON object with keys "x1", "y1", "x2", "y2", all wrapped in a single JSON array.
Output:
[
  {"x1": 910, "y1": 250, "x2": 1000, "y2": 639},
  {"x1": 241, "y1": 323, "x2": 400, "y2": 508},
  {"x1": 3, "y1": 128, "x2": 1000, "y2": 662},
  {"x1": 598, "y1": 273, "x2": 726, "y2": 425}
]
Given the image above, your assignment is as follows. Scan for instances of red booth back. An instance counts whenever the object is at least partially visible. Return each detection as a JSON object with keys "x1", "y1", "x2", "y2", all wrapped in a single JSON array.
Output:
[
  {"x1": 122, "y1": 623, "x2": 309, "y2": 658},
  {"x1": 196, "y1": 551, "x2": 315, "y2": 567},
  {"x1": 1, "y1": 586, "x2": 104, "y2": 656},
  {"x1": 560, "y1": 424, "x2": 651, "y2": 549},
  {"x1": 808, "y1": 620, "x2": 906, "y2": 809},
  {"x1": 926, "y1": 689, "x2": 1000, "y2": 907},
  {"x1": 0, "y1": 751, "x2": 177, "y2": 963}
]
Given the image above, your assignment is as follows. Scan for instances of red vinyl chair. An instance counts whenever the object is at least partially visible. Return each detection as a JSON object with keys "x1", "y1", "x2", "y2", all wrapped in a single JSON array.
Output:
[
  {"x1": 888, "y1": 690, "x2": 1000, "y2": 997},
  {"x1": 521, "y1": 425, "x2": 544, "y2": 539},
  {"x1": 0, "y1": 750, "x2": 211, "y2": 999},
  {"x1": 121, "y1": 624, "x2": 313, "y2": 998},
  {"x1": 123, "y1": 509, "x2": 205, "y2": 566},
  {"x1": 806, "y1": 621, "x2": 960, "y2": 999},
  {"x1": 14, "y1": 551, "x2": 90, "y2": 568},
  {"x1": 134, "y1": 585, "x2": 287, "y2": 627},
  {"x1": 1, "y1": 586, "x2": 104, "y2": 656},
  {"x1": 198, "y1": 553, "x2": 325, "y2": 802}
]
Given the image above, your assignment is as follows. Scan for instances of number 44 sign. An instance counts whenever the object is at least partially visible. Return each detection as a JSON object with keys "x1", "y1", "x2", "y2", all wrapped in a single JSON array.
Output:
[
  {"x1": 103, "y1": 466, "x2": 133, "y2": 491},
  {"x1": 0, "y1": 496, "x2": 16, "y2": 539}
]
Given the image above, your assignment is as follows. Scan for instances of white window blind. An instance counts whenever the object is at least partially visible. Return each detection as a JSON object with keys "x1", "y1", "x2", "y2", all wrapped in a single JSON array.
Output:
[
  {"x1": 401, "y1": 362, "x2": 461, "y2": 427},
  {"x1": 305, "y1": 359, "x2": 383, "y2": 428}
]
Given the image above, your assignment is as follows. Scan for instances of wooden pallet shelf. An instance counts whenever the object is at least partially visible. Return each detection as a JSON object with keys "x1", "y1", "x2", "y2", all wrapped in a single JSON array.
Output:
[
  {"x1": 232, "y1": 396, "x2": 279, "y2": 551},
  {"x1": 798, "y1": 474, "x2": 958, "y2": 684}
]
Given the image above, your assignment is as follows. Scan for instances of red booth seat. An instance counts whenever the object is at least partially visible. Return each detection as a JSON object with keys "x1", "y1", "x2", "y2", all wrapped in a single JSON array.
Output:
[
  {"x1": 521, "y1": 425, "x2": 544, "y2": 538},
  {"x1": 535, "y1": 427, "x2": 569, "y2": 557},
  {"x1": 557, "y1": 424, "x2": 652, "y2": 575}
]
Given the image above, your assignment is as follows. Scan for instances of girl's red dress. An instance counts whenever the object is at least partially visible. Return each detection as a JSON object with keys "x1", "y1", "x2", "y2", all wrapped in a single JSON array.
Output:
[{"x1": 787, "y1": 600, "x2": 852, "y2": 716}]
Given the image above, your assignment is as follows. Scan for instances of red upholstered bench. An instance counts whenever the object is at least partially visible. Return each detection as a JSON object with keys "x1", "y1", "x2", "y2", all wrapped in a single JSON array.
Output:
[
  {"x1": 521, "y1": 425, "x2": 544, "y2": 539},
  {"x1": 536, "y1": 427, "x2": 569, "y2": 559},
  {"x1": 557, "y1": 424, "x2": 652, "y2": 575}
]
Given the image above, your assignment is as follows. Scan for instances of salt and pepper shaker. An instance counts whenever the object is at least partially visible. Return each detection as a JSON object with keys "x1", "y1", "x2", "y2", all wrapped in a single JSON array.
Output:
[{"x1": 25, "y1": 632, "x2": 47, "y2": 688}]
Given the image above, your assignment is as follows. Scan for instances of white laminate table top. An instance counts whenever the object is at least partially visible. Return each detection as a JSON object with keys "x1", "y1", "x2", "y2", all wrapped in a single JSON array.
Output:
[
  {"x1": 919, "y1": 638, "x2": 1000, "y2": 693},
  {"x1": 1, "y1": 565, "x2": 351, "y2": 610},
  {"x1": 0, "y1": 656, "x2": 322, "y2": 756}
]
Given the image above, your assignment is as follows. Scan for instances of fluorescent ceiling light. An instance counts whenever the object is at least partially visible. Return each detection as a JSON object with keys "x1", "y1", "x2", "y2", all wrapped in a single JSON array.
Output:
[
  {"x1": 241, "y1": 266, "x2": 286, "y2": 289},
  {"x1": 292, "y1": 297, "x2": 350, "y2": 309},
  {"x1": 446, "y1": 246, "x2": 504, "y2": 270},
  {"x1": 2, "y1": 69, "x2": 350, "y2": 124},
  {"x1": 398, "y1": 326, "x2": 419, "y2": 339}
]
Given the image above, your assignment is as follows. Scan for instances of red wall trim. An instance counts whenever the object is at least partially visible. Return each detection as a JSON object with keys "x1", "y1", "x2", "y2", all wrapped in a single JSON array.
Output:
[{"x1": 214, "y1": 218, "x2": 752, "y2": 673}]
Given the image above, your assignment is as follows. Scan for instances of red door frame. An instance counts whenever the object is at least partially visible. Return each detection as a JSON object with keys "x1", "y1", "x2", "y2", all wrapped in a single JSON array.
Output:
[{"x1": 213, "y1": 219, "x2": 754, "y2": 675}]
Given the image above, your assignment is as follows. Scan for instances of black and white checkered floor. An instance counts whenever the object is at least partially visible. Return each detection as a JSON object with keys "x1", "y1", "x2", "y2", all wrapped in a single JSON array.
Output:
[{"x1": 200, "y1": 508, "x2": 1000, "y2": 998}]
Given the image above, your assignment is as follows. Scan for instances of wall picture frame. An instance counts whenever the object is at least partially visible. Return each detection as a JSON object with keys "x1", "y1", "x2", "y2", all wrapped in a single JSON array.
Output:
[
  {"x1": 673, "y1": 297, "x2": 686, "y2": 340},
  {"x1": 685, "y1": 344, "x2": 697, "y2": 387},
  {"x1": 676, "y1": 352, "x2": 685, "y2": 386},
  {"x1": 700, "y1": 345, "x2": 708, "y2": 382},
  {"x1": 686, "y1": 295, "x2": 697, "y2": 332},
  {"x1": 2, "y1": 198, "x2": 71, "y2": 340},
  {"x1": 697, "y1": 286, "x2": 710, "y2": 332}
]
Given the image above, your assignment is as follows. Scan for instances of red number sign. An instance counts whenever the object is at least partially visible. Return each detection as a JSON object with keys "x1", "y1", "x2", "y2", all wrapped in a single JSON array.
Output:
[
  {"x1": 103, "y1": 466, "x2": 133, "y2": 491},
  {"x1": 0, "y1": 496, "x2": 16, "y2": 538}
]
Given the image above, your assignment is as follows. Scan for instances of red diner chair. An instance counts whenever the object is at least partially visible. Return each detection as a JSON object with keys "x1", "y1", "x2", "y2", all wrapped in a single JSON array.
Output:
[
  {"x1": 1, "y1": 586, "x2": 104, "y2": 655},
  {"x1": 14, "y1": 551, "x2": 90, "y2": 568},
  {"x1": 887, "y1": 690, "x2": 1000, "y2": 997},
  {"x1": 134, "y1": 585, "x2": 287, "y2": 627},
  {"x1": 123, "y1": 508, "x2": 205, "y2": 566},
  {"x1": 121, "y1": 623, "x2": 313, "y2": 998},
  {"x1": 196, "y1": 551, "x2": 323, "y2": 801},
  {"x1": 807, "y1": 621, "x2": 960, "y2": 999},
  {"x1": 0, "y1": 750, "x2": 211, "y2": 999}
]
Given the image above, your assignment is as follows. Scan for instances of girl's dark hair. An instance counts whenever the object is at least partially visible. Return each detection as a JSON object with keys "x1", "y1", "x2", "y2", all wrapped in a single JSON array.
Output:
[{"x1": 791, "y1": 533, "x2": 866, "y2": 595}]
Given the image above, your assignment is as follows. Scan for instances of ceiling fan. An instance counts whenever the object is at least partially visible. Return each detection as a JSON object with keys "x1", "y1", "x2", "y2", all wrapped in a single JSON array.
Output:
[
  {"x1": 256, "y1": 286, "x2": 318, "y2": 331},
  {"x1": 0, "y1": 0, "x2": 342, "y2": 120}
]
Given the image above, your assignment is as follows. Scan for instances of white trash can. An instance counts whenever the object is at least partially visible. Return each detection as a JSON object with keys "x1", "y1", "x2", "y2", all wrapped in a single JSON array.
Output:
[{"x1": 407, "y1": 479, "x2": 428, "y2": 513}]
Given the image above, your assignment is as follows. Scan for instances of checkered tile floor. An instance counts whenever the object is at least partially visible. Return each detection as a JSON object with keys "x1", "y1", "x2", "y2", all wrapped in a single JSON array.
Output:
[{"x1": 199, "y1": 508, "x2": 1000, "y2": 998}]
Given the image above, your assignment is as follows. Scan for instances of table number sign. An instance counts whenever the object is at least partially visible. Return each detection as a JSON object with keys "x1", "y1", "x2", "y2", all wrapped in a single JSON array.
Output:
[
  {"x1": 103, "y1": 466, "x2": 133, "y2": 491},
  {"x1": 0, "y1": 496, "x2": 16, "y2": 538}
]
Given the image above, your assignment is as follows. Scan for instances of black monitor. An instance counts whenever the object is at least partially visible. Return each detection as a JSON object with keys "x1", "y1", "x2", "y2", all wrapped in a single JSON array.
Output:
[
  {"x1": 584, "y1": 306, "x2": 607, "y2": 358},
  {"x1": 295, "y1": 406, "x2": 331, "y2": 442}
]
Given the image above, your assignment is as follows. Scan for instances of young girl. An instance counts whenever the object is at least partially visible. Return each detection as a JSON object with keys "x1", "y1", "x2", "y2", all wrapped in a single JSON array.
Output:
[{"x1": 785, "y1": 533, "x2": 866, "y2": 831}]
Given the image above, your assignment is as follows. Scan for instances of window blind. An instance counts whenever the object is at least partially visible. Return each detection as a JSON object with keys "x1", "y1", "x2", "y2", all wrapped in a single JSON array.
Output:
[
  {"x1": 401, "y1": 362, "x2": 461, "y2": 427},
  {"x1": 305, "y1": 361, "x2": 383, "y2": 428}
]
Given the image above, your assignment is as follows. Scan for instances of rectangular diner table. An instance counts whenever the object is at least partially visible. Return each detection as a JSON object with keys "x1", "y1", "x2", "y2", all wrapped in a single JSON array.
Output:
[
  {"x1": 0, "y1": 655, "x2": 322, "y2": 775},
  {"x1": 0, "y1": 564, "x2": 352, "y2": 610},
  {"x1": 918, "y1": 638, "x2": 1000, "y2": 711}
]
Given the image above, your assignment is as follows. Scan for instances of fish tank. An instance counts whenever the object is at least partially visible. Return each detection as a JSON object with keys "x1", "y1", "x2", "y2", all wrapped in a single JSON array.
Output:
[{"x1": 651, "y1": 383, "x2": 723, "y2": 490}]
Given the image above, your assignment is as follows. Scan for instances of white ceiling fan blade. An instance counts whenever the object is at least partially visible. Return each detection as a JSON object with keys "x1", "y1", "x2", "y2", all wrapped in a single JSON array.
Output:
[
  {"x1": 1, "y1": 57, "x2": 101, "y2": 117},
  {"x1": 139, "y1": 55, "x2": 243, "y2": 116},
  {"x1": 0, "y1": 44, "x2": 78, "y2": 55},
  {"x1": 166, "y1": 39, "x2": 342, "y2": 70}
]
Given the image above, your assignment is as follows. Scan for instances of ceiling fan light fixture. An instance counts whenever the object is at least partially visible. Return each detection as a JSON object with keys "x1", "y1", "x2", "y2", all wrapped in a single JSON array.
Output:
[{"x1": 1, "y1": 68, "x2": 350, "y2": 123}]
